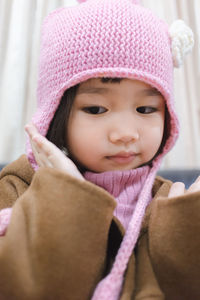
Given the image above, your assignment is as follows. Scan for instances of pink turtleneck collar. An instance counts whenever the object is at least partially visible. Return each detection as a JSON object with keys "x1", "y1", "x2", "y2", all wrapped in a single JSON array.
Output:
[{"x1": 84, "y1": 165, "x2": 151, "y2": 231}]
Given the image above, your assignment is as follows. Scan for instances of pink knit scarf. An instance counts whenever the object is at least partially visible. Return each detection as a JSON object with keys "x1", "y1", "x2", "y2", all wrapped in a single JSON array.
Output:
[{"x1": 84, "y1": 165, "x2": 150, "y2": 231}]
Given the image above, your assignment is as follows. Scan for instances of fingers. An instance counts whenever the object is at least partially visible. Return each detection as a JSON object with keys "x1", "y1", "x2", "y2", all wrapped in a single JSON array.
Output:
[
  {"x1": 25, "y1": 123, "x2": 84, "y2": 181},
  {"x1": 25, "y1": 123, "x2": 54, "y2": 167},
  {"x1": 187, "y1": 175, "x2": 200, "y2": 194},
  {"x1": 26, "y1": 123, "x2": 57, "y2": 158},
  {"x1": 26, "y1": 123, "x2": 65, "y2": 166},
  {"x1": 168, "y1": 182, "x2": 185, "y2": 198},
  {"x1": 25, "y1": 123, "x2": 39, "y2": 140},
  {"x1": 25, "y1": 123, "x2": 46, "y2": 153},
  {"x1": 168, "y1": 176, "x2": 200, "y2": 198}
]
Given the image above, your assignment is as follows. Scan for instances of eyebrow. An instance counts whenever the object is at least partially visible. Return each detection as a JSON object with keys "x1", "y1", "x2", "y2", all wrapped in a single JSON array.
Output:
[
  {"x1": 77, "y1": 86, "x2": 162, "y2": 96},
  {"x1": 77, "y1": 87, "x2": 110, "y2": 95},
  {"x1": 140, "y1": 88, "x2": 162, "y2": 96}
]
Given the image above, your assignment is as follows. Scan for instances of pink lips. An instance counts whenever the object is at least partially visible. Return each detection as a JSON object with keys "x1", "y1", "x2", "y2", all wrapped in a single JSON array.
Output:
[{"x1": 107, "y1": 152, "x2": 136, "y2": 164}]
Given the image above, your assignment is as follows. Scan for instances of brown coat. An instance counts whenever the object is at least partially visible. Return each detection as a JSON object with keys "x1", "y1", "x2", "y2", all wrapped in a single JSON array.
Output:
[{"x1": 0, "y1": 155, "x2": 199, "y2": 300}]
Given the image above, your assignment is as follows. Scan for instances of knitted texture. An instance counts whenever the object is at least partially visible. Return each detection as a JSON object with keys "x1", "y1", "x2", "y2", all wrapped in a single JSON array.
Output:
[
  {"x1": 25, "y1": 0, "x2": 182, "y2": 299},
  {"x1": 84, "y1": 165, "x2": 150, "y2": 231}
]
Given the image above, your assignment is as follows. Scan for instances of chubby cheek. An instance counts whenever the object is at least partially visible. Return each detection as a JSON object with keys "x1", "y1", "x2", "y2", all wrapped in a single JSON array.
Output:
[
  {"x1": 142, "y1": 122, "x2": 164, "y2": 161},
  {"x1": 67, "y1": 119, "x2": 102, "y2": 165}
]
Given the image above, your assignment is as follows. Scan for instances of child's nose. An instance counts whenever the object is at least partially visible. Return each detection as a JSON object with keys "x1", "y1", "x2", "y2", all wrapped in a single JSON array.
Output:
[{"x1": 109, "y1": 127, "x2": 139, "y2": 144}]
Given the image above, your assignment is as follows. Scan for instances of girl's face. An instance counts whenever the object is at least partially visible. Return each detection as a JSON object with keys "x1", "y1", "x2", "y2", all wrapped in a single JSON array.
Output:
[{"x1": 66, "y1": 78, "x2": 165, "y2": 172}]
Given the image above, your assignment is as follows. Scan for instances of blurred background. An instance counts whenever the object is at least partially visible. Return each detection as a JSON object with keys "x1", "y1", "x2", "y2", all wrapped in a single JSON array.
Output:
[{"x1": 0, "y1": 0, "x2": 199, "y2": 168}]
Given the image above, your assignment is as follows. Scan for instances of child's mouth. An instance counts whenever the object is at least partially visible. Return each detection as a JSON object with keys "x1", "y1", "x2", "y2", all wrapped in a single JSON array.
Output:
[{"x1": 107, "y1": 152, "x2": 136, "y2": 164}]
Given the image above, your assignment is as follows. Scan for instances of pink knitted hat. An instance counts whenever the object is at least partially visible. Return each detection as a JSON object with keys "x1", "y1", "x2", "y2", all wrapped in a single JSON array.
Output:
[{"x1": 26, "y1": 0, "x2": 194, "y2": 298}]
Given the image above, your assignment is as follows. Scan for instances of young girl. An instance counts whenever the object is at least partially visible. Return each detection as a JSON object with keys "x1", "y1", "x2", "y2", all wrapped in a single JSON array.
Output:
[{"x1": 0, "y1": 0, "x2": 199, "y2": 299}]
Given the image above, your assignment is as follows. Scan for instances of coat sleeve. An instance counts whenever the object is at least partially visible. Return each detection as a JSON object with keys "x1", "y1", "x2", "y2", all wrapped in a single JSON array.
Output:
[
  {"x1": 0, "y1": 167, "x2": 116, "y2": 300},
  {"x1": 149, "y1": 190, "x2": 200, "y2": 300},
  {"x1": 133, "y1": 231, "x2": 165, "y2": 299}
]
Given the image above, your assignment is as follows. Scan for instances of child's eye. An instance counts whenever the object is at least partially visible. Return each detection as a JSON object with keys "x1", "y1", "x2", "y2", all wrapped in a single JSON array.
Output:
[
  {"x1": 83, "y1": 106, "x2": 107, "y2": 114},
  {"x1": 136, "y1": 106, "x2": 157, "y2": 114}
]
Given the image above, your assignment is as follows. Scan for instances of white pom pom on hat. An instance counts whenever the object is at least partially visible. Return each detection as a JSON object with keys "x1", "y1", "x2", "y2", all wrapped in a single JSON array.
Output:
[{"x1": 169, "y1": 19, "x2": 194, "y2": 68}]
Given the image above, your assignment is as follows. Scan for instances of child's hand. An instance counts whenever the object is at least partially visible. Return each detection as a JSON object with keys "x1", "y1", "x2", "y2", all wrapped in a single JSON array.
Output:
[
  {"x1": 168, "y1": 176, "x2": 200, "y2": 198},
  {"x1": 25, "y1": 123, "x2": 84, "y2": 181}
]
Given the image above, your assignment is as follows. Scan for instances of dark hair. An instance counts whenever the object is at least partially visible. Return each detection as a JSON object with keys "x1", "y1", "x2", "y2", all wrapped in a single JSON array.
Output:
[{"x1": 46, "y1": 84, "x2": 78, "y2": 150}]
